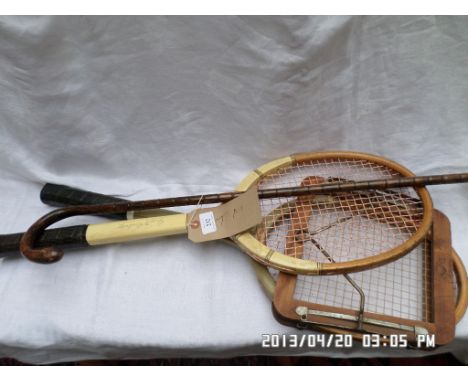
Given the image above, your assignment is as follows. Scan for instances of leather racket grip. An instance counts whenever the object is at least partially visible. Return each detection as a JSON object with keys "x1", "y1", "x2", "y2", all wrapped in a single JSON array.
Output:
[
  {"x1": 40, "y1": 183, "x2": 127, "y2": 219},
  {"x1": 0, "y1": 225, "x2": 88, "y2": 254}
]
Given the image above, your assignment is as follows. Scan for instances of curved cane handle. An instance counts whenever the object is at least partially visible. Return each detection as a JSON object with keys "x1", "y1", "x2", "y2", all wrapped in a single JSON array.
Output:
[
  {"x1": 20, "y1": 202, "x2": 134, "y2": 263},
  {"x1": 20, "y1": 209, "x2": 68, "y2": 263}
]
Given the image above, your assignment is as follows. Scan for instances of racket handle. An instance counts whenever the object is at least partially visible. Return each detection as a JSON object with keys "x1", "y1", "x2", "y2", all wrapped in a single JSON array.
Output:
[
  {"x1": 0, "y1": 225, "x2": 88, "y2": 255},
  {"x1": 40, "y1": 183, "x2": 128, "y2": 219},
  {"x1": 40, "y1": 183, "x2": 179, "y2": 219},
  {"x1": 1, "y1": 185, "x2": 180, "y2": 255}
]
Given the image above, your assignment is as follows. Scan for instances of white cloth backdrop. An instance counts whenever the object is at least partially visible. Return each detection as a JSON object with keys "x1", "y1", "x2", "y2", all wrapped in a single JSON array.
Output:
[{"x1": 0, "y1": 16, "x2": 467, "y2": 364}]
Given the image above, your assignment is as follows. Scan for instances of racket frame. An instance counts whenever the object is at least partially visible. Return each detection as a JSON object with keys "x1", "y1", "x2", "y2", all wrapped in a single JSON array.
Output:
[
  {"x1": 272, "y1": 210, "x2": 455, "y2": 345},
  {"x1": 233, "y1": 151, "x2": 433, "y2": 275}
]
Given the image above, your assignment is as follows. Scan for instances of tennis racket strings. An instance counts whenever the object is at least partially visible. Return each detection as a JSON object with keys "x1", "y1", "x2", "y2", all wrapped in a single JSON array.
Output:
[{"x1": 258, "y1": 160, "x2": 423, "y2": 263}]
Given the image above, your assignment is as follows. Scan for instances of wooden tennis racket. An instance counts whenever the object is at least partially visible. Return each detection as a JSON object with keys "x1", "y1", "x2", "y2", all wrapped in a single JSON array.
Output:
[
  {"x1": 16, "y1": 151, "x2": 468, "y2": 276},
  {"x1": 272, "y1": 210, "x2": 463, "y2": 345}
]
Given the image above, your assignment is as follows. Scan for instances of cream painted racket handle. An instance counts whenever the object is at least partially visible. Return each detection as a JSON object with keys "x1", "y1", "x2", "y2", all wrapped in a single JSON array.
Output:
[
  {"x1": 40, "y1": 185, "x2": 189, "y2": 246},
  {"x1": 0, "y1": 214, "x2": 188, "y2": 256},
  {"x1": 41, "y1": 182, "x2": 186, "y2": 246},
  {"x1": 85, "y1": 214, "x2": 187, "y2": 245}
]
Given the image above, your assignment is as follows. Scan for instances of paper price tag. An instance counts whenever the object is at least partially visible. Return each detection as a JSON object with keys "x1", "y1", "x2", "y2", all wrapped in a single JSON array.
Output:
[
  {"x1": 199, "y1": 211, "x2": 217, "y2": 235},
  {"x1": 187, "y1": 187, "x2": 261, "y2": 243}
]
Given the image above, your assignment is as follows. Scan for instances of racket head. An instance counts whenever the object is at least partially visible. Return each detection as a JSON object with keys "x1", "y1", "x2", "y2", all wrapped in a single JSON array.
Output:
[
  {"x1": 254, "y1": 244, "x2": 467, "y2": 346},
  {"x1": 271, "y1": 210, "x2": 456, "y2": 345},
  {"x1": 254, "y1": 247, "x2": 467, "y2": 323},
  {"x1": 269, "y1": 250, "x2": 467, "y2": 346},
  {"x1": 234, "y1": 151, "x2": 433, "y2": 275}
]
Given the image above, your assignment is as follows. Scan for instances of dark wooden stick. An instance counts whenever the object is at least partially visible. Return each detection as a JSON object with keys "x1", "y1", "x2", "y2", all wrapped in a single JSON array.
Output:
[{"x1": 19, "y1": 173, "x2": 468, "y2": 264}]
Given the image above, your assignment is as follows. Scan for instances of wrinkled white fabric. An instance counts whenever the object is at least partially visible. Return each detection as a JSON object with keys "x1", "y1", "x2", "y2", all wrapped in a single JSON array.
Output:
[{"x1": 0, "y1": 16, "x2": 467, "y2": 364}]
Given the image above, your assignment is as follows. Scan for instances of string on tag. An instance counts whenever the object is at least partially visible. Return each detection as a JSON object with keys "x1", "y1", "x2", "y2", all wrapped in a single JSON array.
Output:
[{"x1": 187, "y1": 194, "x2": 205, "y2": 228}]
